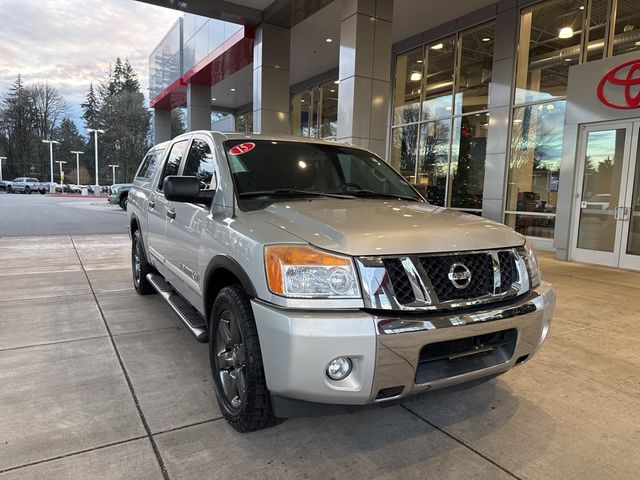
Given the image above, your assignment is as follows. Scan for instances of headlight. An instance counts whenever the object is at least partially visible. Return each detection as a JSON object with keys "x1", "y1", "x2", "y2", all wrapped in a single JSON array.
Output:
[
  {"x1": 265, "y1": 244, "x2": 360, "y2": 298},
  {"x1": 522, "y1": 239, "x2": 541, "y2": 288}
]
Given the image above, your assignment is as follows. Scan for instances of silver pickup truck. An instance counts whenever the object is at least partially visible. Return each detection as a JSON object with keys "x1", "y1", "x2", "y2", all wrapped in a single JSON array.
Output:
[
  {"x1": 5, "y1": 177, "x2": 47, "y2": 194},
  {"x1": 127, "y1": 131, "x2": 555, "y2": 432}
]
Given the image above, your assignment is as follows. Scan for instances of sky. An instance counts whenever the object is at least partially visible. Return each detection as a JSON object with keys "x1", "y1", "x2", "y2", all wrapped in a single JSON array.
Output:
[{"x1": 0, "y1": 0, "x2": 182, "y2": 134}]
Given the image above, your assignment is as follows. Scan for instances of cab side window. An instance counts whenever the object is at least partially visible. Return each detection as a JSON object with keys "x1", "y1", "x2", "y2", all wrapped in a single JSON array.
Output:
[
  {"x1": 136, "y1": 149, "x2": 163, "y2": 181},
  {"x1": 182, "y1": 138, "x2": 216, "y2": 189},
  {"x1": 158, "y1": 140, "x2": 188, "y2": 192}
]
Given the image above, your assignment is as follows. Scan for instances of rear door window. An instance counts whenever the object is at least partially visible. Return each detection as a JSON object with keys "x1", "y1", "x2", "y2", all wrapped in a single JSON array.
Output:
[
  {"x1": 182, "y1": 138, "x2": 216, "y2": 189},
  {"x1": 157, "y1": 140, "x2": 188, "y2": 192}
]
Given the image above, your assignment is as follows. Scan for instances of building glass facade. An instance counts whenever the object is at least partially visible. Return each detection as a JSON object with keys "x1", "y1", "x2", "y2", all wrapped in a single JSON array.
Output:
[
  {"x1": 505, "y1": 0, "x2": 640, "y2": 240},
  {"x1": 391, "y1": 22, "x2": 495, "y2": 210},
  {"x1": 291, "y1": 79, "x2": 340, "y2": 141}
]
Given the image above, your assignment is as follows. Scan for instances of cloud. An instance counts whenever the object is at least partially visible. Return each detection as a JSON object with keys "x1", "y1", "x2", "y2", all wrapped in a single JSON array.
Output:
[{"x1": 0, "y1": 0, "x2": 181, "y2": 132}]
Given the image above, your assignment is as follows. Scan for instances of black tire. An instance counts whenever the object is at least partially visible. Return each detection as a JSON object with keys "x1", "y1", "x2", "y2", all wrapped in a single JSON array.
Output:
[
  {"x1": 39, "y1": 189, "x2": 46, "y2": 195},
  {"x1": 24, "y1": 186, "x2": 31, "y2": 194},
  {"x1": 119, "y1": 195, "x2": 128, "y2": 211},
  {"x1": 132, "y1": 229, "x2": 155, "y2": 295},
  {"x1": 209, "y1": 285, "x2": 283, "y2": 432},
  {"x1": 6, "y1": 186, "x2": 12, "y2": 193}
]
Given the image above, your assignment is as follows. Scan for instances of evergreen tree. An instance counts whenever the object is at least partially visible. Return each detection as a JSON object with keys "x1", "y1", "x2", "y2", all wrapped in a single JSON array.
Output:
[
  {"x1": 122, "y1": 59, "x2": 140, "y2": 93},
  {"x1": 81, "y1": 83, "x2": 100, "y2": 130},
  {"x1": 0, "y1": 75, "x2": 39, "y2": 178},
  {"x1": 96, "y1": 59, "x2": 151, "y2": 183}
]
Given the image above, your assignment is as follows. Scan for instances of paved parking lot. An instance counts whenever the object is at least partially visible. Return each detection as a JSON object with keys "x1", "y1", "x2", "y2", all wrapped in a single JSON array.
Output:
[
  {"x1": 0, "y1": 193, "x2": 126, "y2": 236},
  {"x1": 1, "y1": 234, "x2": 639, "y2": 479}
]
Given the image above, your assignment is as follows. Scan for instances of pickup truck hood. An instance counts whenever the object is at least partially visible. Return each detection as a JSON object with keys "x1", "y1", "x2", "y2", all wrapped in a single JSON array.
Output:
[{"x1": 246, "y1": 199, "x2": 524, "y2": 256}]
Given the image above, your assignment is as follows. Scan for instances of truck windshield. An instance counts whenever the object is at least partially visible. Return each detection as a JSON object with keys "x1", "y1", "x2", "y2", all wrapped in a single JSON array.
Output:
[{"x1": 224, "y1": 140, "x2": 423, "y2": 205}]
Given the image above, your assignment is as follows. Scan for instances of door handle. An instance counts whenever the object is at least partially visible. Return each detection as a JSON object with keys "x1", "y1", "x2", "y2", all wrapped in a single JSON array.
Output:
[
  {"x1": 149, "y1": 200, "x2": 155, "y2": 209},
  {"x1": 614, "y1": 206, "x2": 624, "y2": 220},
  {"x1": 623, "y1": 207, "x2": 631, "y2": 221},
  {"x1": 167, "y1": 209, "x2": 176, "y2": 219}
]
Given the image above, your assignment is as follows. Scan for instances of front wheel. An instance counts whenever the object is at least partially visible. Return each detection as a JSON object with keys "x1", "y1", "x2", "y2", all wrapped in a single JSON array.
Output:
[
  {"x1": 119, "y1": 195, "x2": 128, "y2": 210},
  {"x1": 132, "y1": 230, "x2": 155, "y2": 295},
  {"x1": 210, "y1": 285, "x2": 282, "y2": 432},
  {"x1": 24, "y1": 186, "x2": 31, "y2": 194}
]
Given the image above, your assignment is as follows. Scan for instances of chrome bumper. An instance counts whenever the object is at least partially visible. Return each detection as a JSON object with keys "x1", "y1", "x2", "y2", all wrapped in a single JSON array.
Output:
[{"x1": 252, "y1": 281, "x2": 555, "y2": 407}]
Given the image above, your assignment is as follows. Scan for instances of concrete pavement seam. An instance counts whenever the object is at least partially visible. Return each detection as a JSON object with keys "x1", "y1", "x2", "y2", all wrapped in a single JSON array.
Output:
[
  {"x1": 400, "y1": 405, "x2": 524, "y2": 480},
  {"x1": 0, "y1": 334, "x2": 109, "y2": 353},
  {"x1": 152, "y1": 417, "x2": 224, "y2": 438},
  {"x1": 70, "y1": 235, "x2": 172, "y2": 480},
  {"x1": 0, "y1": 436, "x2": 147, "y2": 475}
]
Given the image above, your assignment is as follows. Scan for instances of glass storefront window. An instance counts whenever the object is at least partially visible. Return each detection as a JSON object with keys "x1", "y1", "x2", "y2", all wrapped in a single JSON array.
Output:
[
  {"x1": 449, "y1": 114, "x2": 489, "y2": 209},
  {"x1": 235, "y1": 111, "x2": 253, "y2": 133},
  {"x1": 319, "y1": 80, "x2": 338, "y2": 140},
  {"x1": 505, "y1": 100, "x2": 565, "y2": 238},
  {"x1": 392, "y1": 47, "x2": 423, "y2": 125},
  {"x1": 458, "y1": 24, "x2": 495, "y2": 114},
  {"x1": 390, "y1": 125, "x2": 418, "y2": 183},
  {"x1": 416, "y1": 119, "x2": 451, "y2": 205},
  {"x1": 611, "y1": 0, "x2": 640, "y2": 57},
  {"x1": 292, "y1": 81, "x2": 338, "y2": 141},
  {"x1": 515, "y1": 0, "x2": 585, "y2": 104},
  {"x1": 390, "y1": 21, "x2": 494, "y2": 210},
  {"x1": 292, "y1": 90, "x2": 312, "y2": 137},
  {"x1": 422, "y1": 37, "x2": 456, "y2": 120}
]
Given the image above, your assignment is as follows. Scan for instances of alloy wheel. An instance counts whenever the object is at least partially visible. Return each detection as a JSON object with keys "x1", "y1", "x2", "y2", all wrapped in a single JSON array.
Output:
[{"x1": 215, "y1": 309, "x2": 247, "y2": 410}]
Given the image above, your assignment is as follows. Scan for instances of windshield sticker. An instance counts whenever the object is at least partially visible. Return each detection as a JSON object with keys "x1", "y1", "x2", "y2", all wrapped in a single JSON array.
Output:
[{"x1": 229, "y1": 142, "x2": 255, "y2": 155}]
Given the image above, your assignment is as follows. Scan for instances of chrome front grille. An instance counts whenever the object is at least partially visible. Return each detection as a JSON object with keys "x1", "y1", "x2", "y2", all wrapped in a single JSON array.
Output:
[
  {"x1": 356, "y1": 248, "x2": 529, "y2": 312},
  {"x1": 419, "y1": 253, "x2": 494, "y2": 302}
]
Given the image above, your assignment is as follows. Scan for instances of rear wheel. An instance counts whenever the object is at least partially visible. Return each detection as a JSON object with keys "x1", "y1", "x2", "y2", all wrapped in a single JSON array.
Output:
[
  {"x1": 132, "y1": 229, "x2": 155, "y2": 295},
  {"x1": 210, "y1": 285, "x2": 282, "y2": 432},
  {"x1": 24, "y1": 186, "x2": 31, "y2": 194},
  {"x1": 6, "y1": 186, "x2": 12, "y2": 193}
]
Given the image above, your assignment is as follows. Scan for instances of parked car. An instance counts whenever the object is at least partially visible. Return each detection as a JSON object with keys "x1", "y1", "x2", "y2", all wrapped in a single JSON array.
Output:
[
  {"x1": 108, "y1": 183, "x2": 132, "y2": 210},
  {"x1": 54, "y1": 183, "x2": 82, "y2": 194},
  {"x1": 128, "y1": 132, "x2": 555, "y2": 433},
  {"x1": 5, "y1": 177, "x2": 47, "y2": 194}
]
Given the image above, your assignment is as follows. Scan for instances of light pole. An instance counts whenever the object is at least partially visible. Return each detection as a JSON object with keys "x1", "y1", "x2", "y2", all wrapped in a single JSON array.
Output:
[
  {"x1": 86, "y1": 128, "x2": 105, "y2": 190},
  {"x1": 0, "y1": 156, "x2": 6, "y2": 183},
  {"x1": 70, "y1": 151, "x2": 84, "y2": 184},
  {"x1": 108, "y1": 164, "x2": 119, "y2": 185},
  {"x1": 55, "y1": 160, "x2": 67, "y2": 191},
  {"x1": 42, "y1": 140, "x2": 60, "y2": 190}
]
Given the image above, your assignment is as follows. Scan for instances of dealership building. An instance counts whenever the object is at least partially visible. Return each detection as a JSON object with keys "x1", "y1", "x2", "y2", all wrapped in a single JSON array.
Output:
[{"x1": 142, "y1": 0, "x2": 639, "y2": 270}]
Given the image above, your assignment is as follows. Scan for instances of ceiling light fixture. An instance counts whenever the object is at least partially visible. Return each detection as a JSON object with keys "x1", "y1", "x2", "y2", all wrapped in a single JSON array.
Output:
[
  {"x1": 334, "y1": 80, "x2": 339, "y2": 84},
  {"x1": 559, "y1": 27, "x2": 574, "y2": 39},
  {"x1": 430, "y1": 43, "x2": 444, "y2": 50},
  {"x1": 481, "y1": 37, "x2": 491, "y2": 42},
  {"x1": 325, "y1": 38, "x2": 333, "y2": 43},
  {"x1": 211, "y1": 97, "x2": 216, "y2": 101},
  {"x1": 416, "y1": 59, "x2": 423, "y2": 63},
  {"x1": 230, "y1": 88, "x2": 236, "y2": 92},
  {"x1": 579, "y1": 5, "x2": 584, "y2": 9},
  {"x1": 410, "y1": 72, "x2": 422, "y2": 82}
]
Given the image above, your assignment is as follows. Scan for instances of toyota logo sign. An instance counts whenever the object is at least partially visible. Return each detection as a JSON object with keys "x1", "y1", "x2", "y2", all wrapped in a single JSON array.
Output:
[{"x1": 596, "y1": 59, "x2": 640, "y2": 110}]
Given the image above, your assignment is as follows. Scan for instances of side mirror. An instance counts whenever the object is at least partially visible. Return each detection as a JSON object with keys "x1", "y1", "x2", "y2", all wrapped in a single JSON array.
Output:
[{"x1": 164, "y1": 176, "x2": 214, "y2": 206}]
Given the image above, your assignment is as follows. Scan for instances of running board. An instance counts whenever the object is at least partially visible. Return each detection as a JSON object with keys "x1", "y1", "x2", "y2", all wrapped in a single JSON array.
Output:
[{"x1": 146, "y1": 273, "x2": 209, "y2": 343}]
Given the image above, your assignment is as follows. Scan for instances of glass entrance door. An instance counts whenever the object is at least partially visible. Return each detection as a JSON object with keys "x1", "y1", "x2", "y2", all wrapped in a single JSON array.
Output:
[{"x1": 572, "y1": 121, "x2": 640, "y2": 270}]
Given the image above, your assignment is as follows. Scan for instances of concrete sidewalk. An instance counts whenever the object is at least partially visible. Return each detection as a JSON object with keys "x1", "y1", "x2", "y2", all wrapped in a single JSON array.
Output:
[{"x1": 1, "y1": 235, "x2": 639, "y2": 479}]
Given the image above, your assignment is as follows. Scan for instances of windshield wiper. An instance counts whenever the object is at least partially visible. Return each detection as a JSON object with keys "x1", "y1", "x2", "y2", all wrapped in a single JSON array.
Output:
[
  {"x1": 336, "y1": 190, "x2": 421, "y2": 202},
  {"x1": 238, "y1": 189, "x2": 354, "y2": 199}
]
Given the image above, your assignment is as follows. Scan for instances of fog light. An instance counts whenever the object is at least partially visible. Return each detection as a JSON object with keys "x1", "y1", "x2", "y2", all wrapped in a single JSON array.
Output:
[{"x1": 326, "y1": 357, "x2": 352, "y2": 381}]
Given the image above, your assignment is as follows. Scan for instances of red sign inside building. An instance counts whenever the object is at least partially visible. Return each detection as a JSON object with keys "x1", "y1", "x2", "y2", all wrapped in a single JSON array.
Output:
[{"x1": 596, "y1": 59, "x2": 640, "y2": 110}]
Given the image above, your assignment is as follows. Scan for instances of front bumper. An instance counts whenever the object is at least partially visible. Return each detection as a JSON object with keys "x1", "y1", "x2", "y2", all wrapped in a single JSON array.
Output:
[{"x1": 252, "y1": 281, "x2": 555, "y2": 412}]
